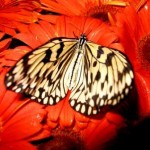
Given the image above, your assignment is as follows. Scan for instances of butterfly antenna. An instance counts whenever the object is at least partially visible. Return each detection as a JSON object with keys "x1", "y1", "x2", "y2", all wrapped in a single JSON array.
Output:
[
  {"x1": 73, "y1": 32, "x2": 78, "y2": 39},
  {"x1": 81, "y1": 17, "x2": 93, "y2": 38},
  {"x1": 69, "y1": 17, "x2": 93, "y2": 38}
]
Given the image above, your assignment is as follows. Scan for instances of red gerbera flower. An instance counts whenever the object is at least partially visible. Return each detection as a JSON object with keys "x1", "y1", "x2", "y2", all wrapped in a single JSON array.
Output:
[
  {"x1": 39, "y1": 0, "x2": 129, "y2": 23},
  {"x1": 0, "y1": 0, "x2": 47, "y2": 36},
  {"x1": 0, "y1": 69, "x2": 50, "y2": 150},
  {"x1": 19, "y1": 16, "x2": 134, "y2": 150},
  {"x1": 114, "y1": 2, "x2": 150, "y2": 116},
  {"x1": 1, "y1": 13, "x2": 134, "y2": 149},
  {"x1": 0, "y1": 0, "x2": 140, "y2": 146},
  {"x1": 13, "y1": 20, "x2": 56, "y2": 49}
]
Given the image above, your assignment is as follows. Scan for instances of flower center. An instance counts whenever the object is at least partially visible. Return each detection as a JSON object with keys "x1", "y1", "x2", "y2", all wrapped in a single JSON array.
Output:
[
  {"x1": 138, "y1": 34, "x2": 150, "y2": 72},
  {"x1": 86, "y1": 5, "x2": 118, "y2": 22},
  {"x1": 37, "y1": 128, "x2": 84, "y2": 150}
]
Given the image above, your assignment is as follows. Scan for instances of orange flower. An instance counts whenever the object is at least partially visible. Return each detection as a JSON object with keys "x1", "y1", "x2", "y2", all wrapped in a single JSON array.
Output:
[
  {"x1": 13, "y1": 15, "x2": 122, "y2": 50},
  {"x1": 39, "y1": 0, "x2": 129, "y2": 23},
  {"x1": 1, "y1": 14, "x2": 133, "y2": 149},
  {"x1": 0, "y1": 69, "x2": 50, "y2": 150},
  {"x1": 13, "y1": 20, "x2": 56, "y2": 49},
  {"x1": 29, "y1": 16, "x2": 133, "y2": 149},
  {"x1": 113, "y1": 2, "x2": 150, "y2": 116},
  {"x1": 0, "y1": 0, "x2": 42, "y2": 35},
  {"x1": 0, "y1": 1, "x2": 142, "y2": 150}
]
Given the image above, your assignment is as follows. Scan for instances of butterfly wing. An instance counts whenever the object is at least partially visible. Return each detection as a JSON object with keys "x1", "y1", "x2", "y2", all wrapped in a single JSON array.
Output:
[
  {"x1": 5, "y1": 38, "x2": 78, "y2": 104},
  {"x1": 69, "y1": 42, "x2": 134, "y2": 115}
]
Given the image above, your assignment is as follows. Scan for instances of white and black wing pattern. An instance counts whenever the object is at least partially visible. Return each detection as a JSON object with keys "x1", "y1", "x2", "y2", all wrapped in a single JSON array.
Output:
[
  {"x1": 69, "y1": 41, "x2": 134, "y2": 115},
  {"x1": 5, "y1": 34, "x2": 134, "y2": 115},
  {"x1": 5, "y1": 37, "x2": 78, "y2": 105}
]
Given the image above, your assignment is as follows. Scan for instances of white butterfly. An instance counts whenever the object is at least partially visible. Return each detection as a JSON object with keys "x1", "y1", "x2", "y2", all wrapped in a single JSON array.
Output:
[{"x1": 5, "y1": 34, "x2": 134, "y2": 115}]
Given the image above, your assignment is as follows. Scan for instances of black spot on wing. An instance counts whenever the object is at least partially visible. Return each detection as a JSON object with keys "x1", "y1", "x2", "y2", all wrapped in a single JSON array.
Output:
[
  {"x1": 118, "y1": 72, "x2": 123, "y2": 81},
  {"x1": 95, "y1": 71, "x2": 101, "y2": 80},
  {"x1": 47, "y1": 72, "x2": 53, "y2": 85},
  {"x1": 93, "y1": 61, "x2": 97, "y2": 67},
  {"x1": 101, "y1": 82, "x2": 104, "y2": 90},
  {"x1": 43, "y1": 50, "x2": 52, "y2": 63},
  {"x1": 109, "y1": 85, "x2": 113, "y2": 93},
  {"x1": 106, "y1": 53, "x2": 114, "y2": 66},
  {"x1": 56, "y1": 39, "x2": 65, "y2": 58},
  {"x1": 102, "y1": 95, "x2": 108, "y2": 100},
  {"x1": 97, "y1": 46, "x2": 104, "y2": 58},
  {"x1": 92, "y1": 94, "x2": 99, "y2": 101},
  {"x1": 90, "y1": 73, "x2": 93, "y2": 81}
]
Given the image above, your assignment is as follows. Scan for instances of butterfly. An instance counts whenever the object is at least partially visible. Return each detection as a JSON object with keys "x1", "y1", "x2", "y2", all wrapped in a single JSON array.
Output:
[{"x1": 5, "y1": 34, "x2": 134, "y2": 115}]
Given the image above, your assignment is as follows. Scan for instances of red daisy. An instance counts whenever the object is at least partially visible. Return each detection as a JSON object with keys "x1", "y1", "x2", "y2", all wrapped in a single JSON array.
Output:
[{"x1": 114, "y1": 2, "x2": 150, "y2": 116}]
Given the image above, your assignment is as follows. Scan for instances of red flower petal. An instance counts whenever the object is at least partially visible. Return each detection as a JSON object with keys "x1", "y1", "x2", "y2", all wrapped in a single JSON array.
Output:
[
  {"x1": 0, "y1": 0, "x2": 42, "y2": 35},
  {"x1": 74, "y1": 113, "x2": 90, "y2": 130},
  {"x1": 46, "y1": 91, "x2": 75, "y2": 128},
  {"x1": 82, "y1": 113, "x2": 125, "y2": 150},
  {"x1": 0, "y1": 69, "x2": 50, "y2": 149},
  {"x1": 114, "y1": 4, "x2": 150, "y2": 116},
  {"x1": 39, "y1": 0, "x2": 128, "y2": 22},
  {"x1": 0, "y1": 141, "x2": 37, "y2": 150},
  {"x1": 0, "y1": 9, "x2": 137, "y2": 149},
  {"x1": 135, "y1": 72, "x2": 150, "y2": 116},
  {"x1": 14, "y1": 22, "x2": 55, "y2": 48}
]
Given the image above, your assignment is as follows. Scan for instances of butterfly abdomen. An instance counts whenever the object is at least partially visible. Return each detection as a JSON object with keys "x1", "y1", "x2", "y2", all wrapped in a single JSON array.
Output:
[{"x1": 65, "y1": 51, "x2": 84, "y2": 90}]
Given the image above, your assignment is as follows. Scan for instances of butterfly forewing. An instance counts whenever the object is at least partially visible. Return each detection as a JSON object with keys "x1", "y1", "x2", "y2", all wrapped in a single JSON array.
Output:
[
  {"x1": 5, "y1": 34, "x2": 134, "y2": 115},
  {"x1": 5, "y1": 38, "x2": 77, "y2": 104}
]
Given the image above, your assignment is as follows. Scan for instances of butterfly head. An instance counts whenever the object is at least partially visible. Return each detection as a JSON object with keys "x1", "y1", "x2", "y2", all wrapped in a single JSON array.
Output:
[
  {"x1": 77, "y1": 34, "x2": 87, "y2": 50},
  {"x1": 80, "y1": 34, "x2": 87, "y2": 40}
]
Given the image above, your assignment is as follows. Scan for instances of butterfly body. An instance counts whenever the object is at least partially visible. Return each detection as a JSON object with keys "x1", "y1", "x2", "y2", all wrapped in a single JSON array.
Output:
[
  {"x1": 5, "y1": 34, "x2": 134, "y2": 115},
  {"x1": 65, "y1": 34, "x2": 86, "y2": 90}
]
